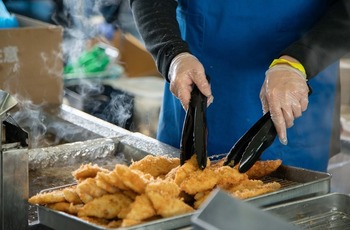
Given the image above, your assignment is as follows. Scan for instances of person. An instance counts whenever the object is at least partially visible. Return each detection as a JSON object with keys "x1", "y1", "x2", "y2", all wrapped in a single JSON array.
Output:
[
  {"x1": 99, "y1": 0, "x2": 142, "y2": 41},
  {"x1": 129, "y1": 0, "x2": 350, "y2": 172}
]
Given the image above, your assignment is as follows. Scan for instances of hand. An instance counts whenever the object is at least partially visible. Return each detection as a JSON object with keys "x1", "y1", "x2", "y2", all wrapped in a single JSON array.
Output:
[
  {"x1": 260, "y1": 59, "x2": 309, "y2": 145},
  {"x1": 98, "y1": 22, "x2": 115, "y2": 40},
  {"x1": 168, "y1": 52, "x2": 213, "y2": 110}
]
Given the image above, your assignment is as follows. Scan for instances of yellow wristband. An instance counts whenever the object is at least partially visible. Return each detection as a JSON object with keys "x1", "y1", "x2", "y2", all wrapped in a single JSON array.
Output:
[{"x1": 269, "y1": 58, "x2": 306, "y2": 76}]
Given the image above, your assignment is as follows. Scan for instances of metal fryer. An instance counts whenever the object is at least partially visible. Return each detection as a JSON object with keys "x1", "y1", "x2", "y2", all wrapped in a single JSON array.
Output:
[{"x1": 0, "y1": 90, "x2": 29, "y2": 230}]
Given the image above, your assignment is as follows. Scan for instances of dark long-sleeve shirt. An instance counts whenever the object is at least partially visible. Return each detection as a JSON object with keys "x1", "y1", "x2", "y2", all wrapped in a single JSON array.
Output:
[{"x1": 130, "y1": 0, "x2": 350, "y2": 81}]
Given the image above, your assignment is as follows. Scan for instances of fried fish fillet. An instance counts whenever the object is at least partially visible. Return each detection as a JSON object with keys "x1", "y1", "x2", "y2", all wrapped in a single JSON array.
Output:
[
  {"x1": 121, "y1": 218, "x2": 143, "y2": 228},
  {"x1": 129, "y1": 155, "x2": 180, "y2": 178},
  {"x1": 72, "y1": 163, "x2": 109, "y2": 182},
  {"x1": 146, "y1": 180, "x2": 180, "y2": 197},
  {"x1": 193, "y1": 190, "x2": 212, "y2": 209},
  {"x1": 146, "y1": 190, "x2": 194, "y2": 218},
  {"x1": 28, "y1": 189, "x2": 66, "y2": 205},
  {"x1": 164, "y1": 165, "x2": 179, "y2": 181},
  {"x1": 145, "y1": 180, "x2": 194, "y2": 218},
  {"x1": 107, "y1": 219, "x2": 123, "y2": 228},
  {"x1": 63, "y1": 186, "x2": 83, "y2": 204},
  {"x1": 125, "y1": 194, "x2": 156, "y2": 221},
  {"x1": 77, "y1": 193, "x2": 133, "y2": 219},
  {"x1": 95, "y1": 171, "x2": 120, "y2": 194},
  {"x1": 179, "y1": 168, "x2": 218, "y2": 195},
  {"x1": 227, "y1": 179, "x2": 281, "y2": 199},
  {"x1": 76, "y1": 178, "x2": 108, "y2": 204},
  {"x1": 47, "y1": 202, "x2": 83, "y2": 215},
  {"x1": 214, "y1": 166, "x2": 248, "y2": 189},
  {"x1": 114, "y1": 165, "x2": 150, "y2": 194},
  {"x1": 174, "y1": 155, "x2": 210, "y2": 186},
  {"x1": 122, "y1": 190, "x2": 138, "y2": 200},
  {"x1": 240, "y1": 159, "x2": 282, "y2": 179},
  {"x1": 97, "y1": 170, "x2": 129, "y2": 190}
]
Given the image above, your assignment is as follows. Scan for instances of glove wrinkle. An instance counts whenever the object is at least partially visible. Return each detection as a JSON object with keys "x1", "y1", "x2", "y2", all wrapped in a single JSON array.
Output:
[{"x1": 260, "y1": 64, "x2": 308, "y2": 145}]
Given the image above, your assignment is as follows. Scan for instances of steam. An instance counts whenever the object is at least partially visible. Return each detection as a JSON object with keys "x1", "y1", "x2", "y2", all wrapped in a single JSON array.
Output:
[
  {"x1": 101, "y1": 89, "x2": 134, "y2": 128},
  {"x1": 54, "y1": 0, "x2": 134, "y2": 131},
  {"x1": 11, "y1": 100, "x2": 48, "y2": 148},
  {"x1": 56, "y1": 0, "x2": 107, "y2": 63},
  {"x1": 9, "y1": 99, "x2": 86, "y2": 148},
  {"x1": 65, "y1": 80, "x2": 134, "y2": 131},
  {"x1": 2, "y1": 0, "x2": 136, "y2": 149},
  {"x1": 40, "y1": 50, "x2": 63, "y2": 79}
]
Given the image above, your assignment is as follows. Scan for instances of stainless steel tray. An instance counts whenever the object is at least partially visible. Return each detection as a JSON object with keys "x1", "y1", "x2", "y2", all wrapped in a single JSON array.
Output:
[
  {"x1": 37, "y1": 165, "x2": 331, "y2": 230},
  {"x1": 37, "y1": 182, "x2": 193, "y2": 230},
  {"x1": 246, "y1": 165, "x2": 331, "y2": 207},
  {"x1": 38, "y1": 206, "x2": 193, "y2": 230},
  {"x1": 191, "y1": 189, "x2": 298, "y2": 230},
  {"x1": 264, "y1": 193, "x2": 350, "y2": 229}
]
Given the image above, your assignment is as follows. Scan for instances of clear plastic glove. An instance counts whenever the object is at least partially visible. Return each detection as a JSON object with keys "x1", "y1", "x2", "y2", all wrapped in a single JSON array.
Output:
[
  {"x1": 260, "y1": 64, "x2": 309, "y2": 145},
  {"x1": 168, "y1": 52, "x2": 214, "y2": 110}
]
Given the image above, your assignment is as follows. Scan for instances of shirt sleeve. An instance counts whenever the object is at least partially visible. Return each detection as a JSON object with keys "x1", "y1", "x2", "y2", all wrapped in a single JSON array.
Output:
[
  {"x1": 130, "y1": 0, "x2": 190, "y2": 81},
  {"x1": 131, "y1": 0, "x2": 350, "y2": 80},
  {"x1": 281, "y1": 0, "x2": 350, "y2": 79}
]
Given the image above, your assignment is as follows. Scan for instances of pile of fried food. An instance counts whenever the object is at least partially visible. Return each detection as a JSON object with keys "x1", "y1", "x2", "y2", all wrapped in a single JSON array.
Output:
[{"x1": 28, "y1": 155, "x2": 282, "y2": 228}]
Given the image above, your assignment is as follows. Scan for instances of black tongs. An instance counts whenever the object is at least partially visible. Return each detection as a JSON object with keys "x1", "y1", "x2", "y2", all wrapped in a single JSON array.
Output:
[
  {"x1": 180, "y1": 85, "x2": 208, "y2": 169},
  {"x1": 224, "y1": 84, "x2": 312, "y2": 173},
  {"x1": 223, "y1": 111, "x2": 277, "y2": 173}
]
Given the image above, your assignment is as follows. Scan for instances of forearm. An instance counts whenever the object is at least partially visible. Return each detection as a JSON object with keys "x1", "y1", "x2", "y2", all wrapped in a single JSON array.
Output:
[
  {"x1": 281, "y1": 0, "x2": 350, "y2": 79},
  {"x1": 130, "y1": 0, "x2": 190, "y2": 79}
]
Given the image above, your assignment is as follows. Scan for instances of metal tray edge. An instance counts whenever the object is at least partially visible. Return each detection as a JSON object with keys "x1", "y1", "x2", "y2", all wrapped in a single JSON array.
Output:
[{"x1": 37, "y1": 166, "x2": 331, "y2": 229}]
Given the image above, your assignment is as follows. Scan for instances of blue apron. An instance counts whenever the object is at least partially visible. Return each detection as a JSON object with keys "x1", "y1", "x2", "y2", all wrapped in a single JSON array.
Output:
[{"x1": 157, "y1": 0, "x2": 338, "y2": 172}]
